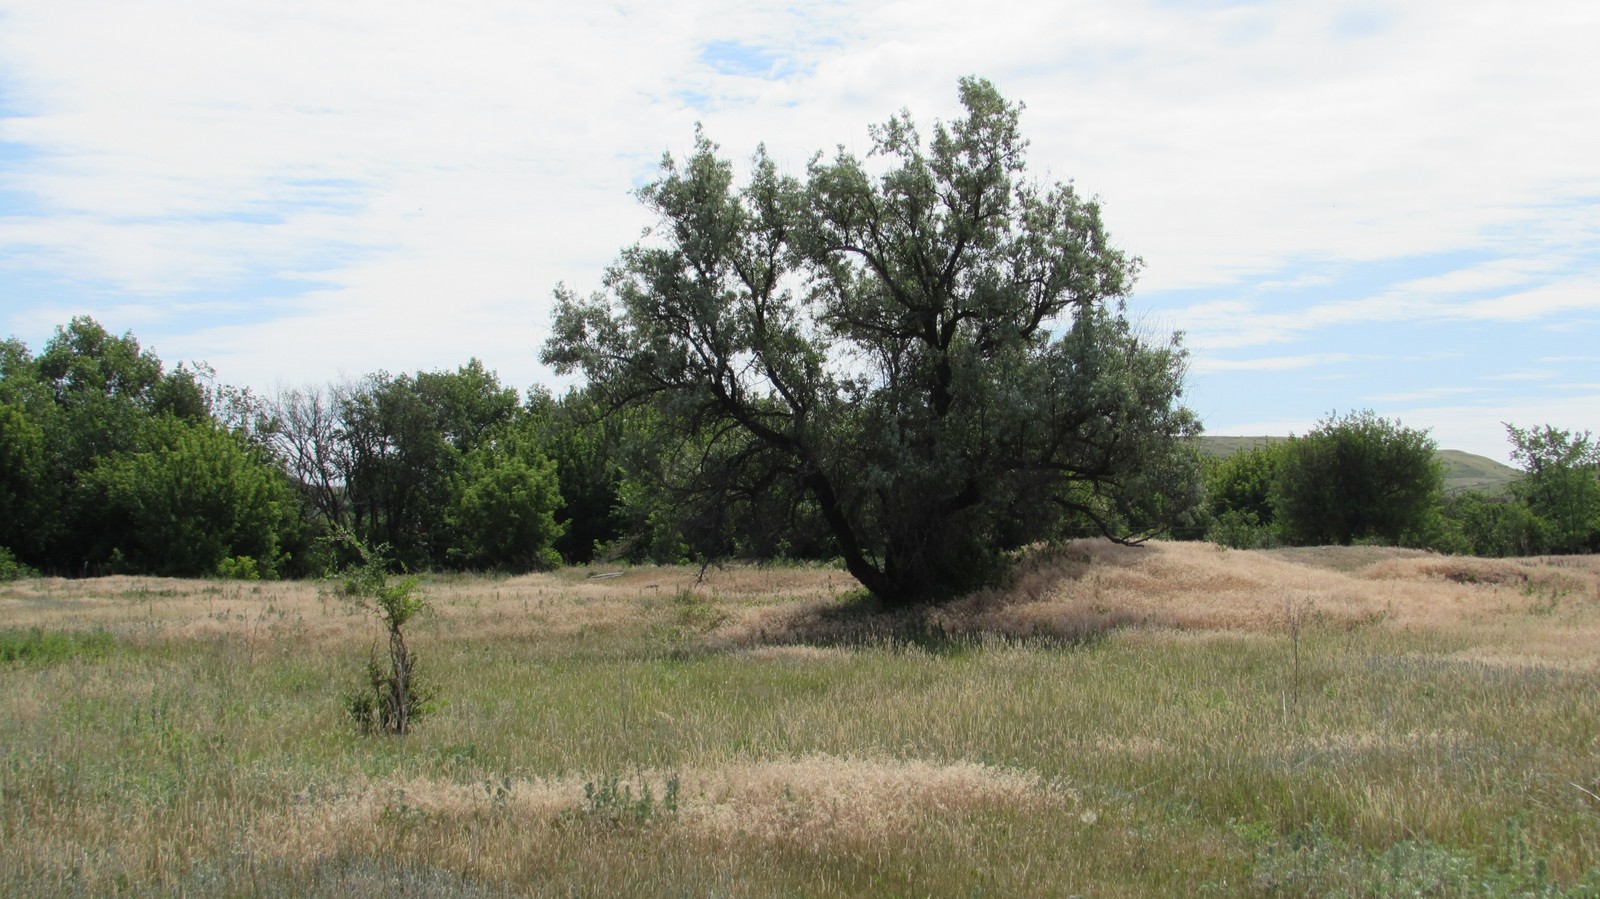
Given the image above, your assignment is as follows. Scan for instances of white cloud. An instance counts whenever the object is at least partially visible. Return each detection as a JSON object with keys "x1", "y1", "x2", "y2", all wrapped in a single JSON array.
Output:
[
  {"x1": 1191, "y1": 352, "x2": 1354, "y2": 374},
  {"x1": 1364, "y1": 387, "x2": 1487, "y2": 404},
  {"x1": 1169, "y1": 263, "x2": 1600, "y2": 353},
  {"x1": 0, "y1": 0, "x2": 1595, "y2": 434},
  {"x1": 1480, "y1": 369, "x2": 1557, "y2": 382},
  {"x1": 1390, "y1": 393, "x2": 1600, "y2": 464}
]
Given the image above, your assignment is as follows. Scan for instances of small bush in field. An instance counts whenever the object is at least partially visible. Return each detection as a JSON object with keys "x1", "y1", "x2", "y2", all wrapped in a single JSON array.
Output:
[
  {"x1": 341, "y1": 544, "x2": 435, "y2": 735},
  {"x1": 568, "y1": 772, "x2": 681, "y2": 828},
  {"x1": 215, "y1": 555, "x2": 262, "y2": 580}
]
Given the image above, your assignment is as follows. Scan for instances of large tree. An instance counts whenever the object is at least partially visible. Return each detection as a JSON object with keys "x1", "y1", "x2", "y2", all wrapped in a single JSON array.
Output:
[{"x1": 544, "y1": 79, "x2": 1200, "y2": 605}]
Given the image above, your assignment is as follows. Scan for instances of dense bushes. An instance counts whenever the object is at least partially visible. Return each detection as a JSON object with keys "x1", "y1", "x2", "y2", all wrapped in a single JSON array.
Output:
[
  {"x1": 81, "y1": 416, "x2": 293, "y2": 577},
  {"x1": 1205, "y1": 413, "x2": 1599, "y2": 556}
]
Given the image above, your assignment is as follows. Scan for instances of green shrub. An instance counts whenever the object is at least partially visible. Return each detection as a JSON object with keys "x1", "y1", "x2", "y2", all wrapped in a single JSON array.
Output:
[
  {"x1": 1206, "y1": 509, "x2": 1281, "y2": 550},
  {"x1": 1440, "y1": 492, "x2": 1547, "y2": 557},
  {"x1": 567, "y1": 772, "x2": 681, "y2": 827},
  {"x1": 1273, "y1": 411, "x2": 1443, "y2": 547},
  {"x1": 0, "y1": 547, "x2": 36, "y2": 581},
  {"x1": 215, "y1": 555, "x2": 263, "y2": 580}
]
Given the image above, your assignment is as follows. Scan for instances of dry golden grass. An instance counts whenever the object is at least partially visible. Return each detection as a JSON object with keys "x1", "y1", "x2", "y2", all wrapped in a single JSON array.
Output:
[
  {"x1": 0, "y1": 562, "x2": 855, "y2": 650},
  {"x1": 4, "y1": 541, "x2": 1595, "y2": 700},
  {"x1": 7, "y1": 542, "x2": 1594, "y2": 667},
  {"x1": 251, "y1": 754, "x2": 1068, "y2": 874},
  {"x1": 716, "y1": 541, "x2": 1600, "y2": 671}
]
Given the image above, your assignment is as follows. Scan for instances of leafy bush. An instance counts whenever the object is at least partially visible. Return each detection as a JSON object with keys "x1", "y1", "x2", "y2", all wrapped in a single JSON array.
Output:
[
  {"x1": 0, "y1": 547, "x2": 36, "y2": 581},
  {"x1": 215, "y1": 555, "x2": 263, "y2": 580},
  {"x1": 448, "y1": 443, "x2": 564, "y2": 571},
  {"x1": 1272, "y1": 411, "x2": 1443, "y2": 547},
  {"x1": 82, "y1": 416, "x2": 290, "y2": 577},
  {"x1": 1439, "y1": 492, "x2": 1547, "y2": 557},
  {"x1": 1206, "y1": 510, "x2": 1281, "y2": 550},
  {"x1": 568, "y1": 772, "x2": 681, "y2": 828},
  {"x1": 1204, "y1": 442, "x2": 1284, "y2": 526}
]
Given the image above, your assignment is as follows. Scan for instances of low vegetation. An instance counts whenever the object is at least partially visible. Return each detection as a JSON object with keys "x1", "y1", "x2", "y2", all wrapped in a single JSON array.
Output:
[{"x1": 3, "y1": 542, "x2": 1598, "y2": 896}]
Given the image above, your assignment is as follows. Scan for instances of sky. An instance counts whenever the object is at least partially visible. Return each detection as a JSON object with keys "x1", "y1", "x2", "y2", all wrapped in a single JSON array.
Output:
[{"x1": 1, "y1": 0, "x2": 1596, "y2": 463}]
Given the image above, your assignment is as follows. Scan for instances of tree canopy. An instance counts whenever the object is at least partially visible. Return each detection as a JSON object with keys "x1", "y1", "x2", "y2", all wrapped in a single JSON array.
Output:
[
  {"x1": 1271, "y1": 410, "x2": 1443, "y2": 547},
  {"x1": 0, "y1": 321, "x2": 578, "y2": 577},
  {"x1": 0, "y1": 317, "x2": 286, "y2": 575},
  {"x1": 544, "y1": 78, "x2": 1201, "y2": 605},
  {"x1": 1505, "y1": 423, "x2": 1600, "y2": 553}
]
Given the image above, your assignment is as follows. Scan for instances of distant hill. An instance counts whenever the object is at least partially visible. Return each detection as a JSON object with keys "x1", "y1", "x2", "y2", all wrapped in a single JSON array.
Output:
[
  {"x1": 1195, "y1": 436, "x2": 1522, "y2": 496},
  {"x1": 1434, "y1": 449, "x2": 1523, "y2": 496}
]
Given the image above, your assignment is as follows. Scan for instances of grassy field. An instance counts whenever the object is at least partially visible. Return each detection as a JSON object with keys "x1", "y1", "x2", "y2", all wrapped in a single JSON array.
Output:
[{"x1": 3, "y1": 542, "x2": 1598, "y2": 897}]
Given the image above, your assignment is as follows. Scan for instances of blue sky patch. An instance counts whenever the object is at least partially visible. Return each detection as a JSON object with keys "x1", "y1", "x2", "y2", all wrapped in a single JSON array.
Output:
[{"x1": 701, "y1": 40, "x2": 794, "y2": 80}]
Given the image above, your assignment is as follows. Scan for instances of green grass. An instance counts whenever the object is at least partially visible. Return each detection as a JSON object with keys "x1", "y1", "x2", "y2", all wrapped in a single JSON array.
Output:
[
  {"x1": 2, "y1": 565, "x2": 1598, "y2": 896},
  {"x1": 0, "y1": 627, "x2": 117, "y2": 665},
  {"x1": 1196, "y1": 435, "x2": 1287, "y2": 458},
  {"x1": 1436, "y1": 448, "x2": 1524, "y2": 496}
]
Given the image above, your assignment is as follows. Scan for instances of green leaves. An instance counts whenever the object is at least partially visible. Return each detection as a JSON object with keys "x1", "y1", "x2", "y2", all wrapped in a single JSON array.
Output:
[
  {"x1": 81, "y1": 416, "x2": 291, "y2": 577},
  {"x1": 1505, "y1": 423, "x2": 1600, "y2": 553},
  {"x1": 1271, "y1": 410, "x2": 1443, "y2": 547},
  {"x1": 543, "y1": 79, "x2": 1201, "y2": 604},
  {"x1": 0, "y1": 318, "x2": 296, "y2": 576},
  {"x1": 337, "y1": 361, "x2": 531, "y2": 570},
  {"x1": 449, "y1": 441, "x2": 564, "y2": 571},
  {"x1": 340, "y1": 542, "x2": 433, "y2": 735}
]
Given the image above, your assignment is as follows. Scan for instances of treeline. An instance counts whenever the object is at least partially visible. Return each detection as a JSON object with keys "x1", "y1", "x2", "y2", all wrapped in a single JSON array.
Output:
[
  {"x1": 0, "y1": 318, "x2": 627, "y2": 578},
  {"x1": 0, "y1": 317, "x2": 892, "y2": 579},
  {"x1": 2, "y1": 318, "x2": 1595, "y2": 580},
  {"x1": 1203, "y1": 411, "x2": 1600, "y2": 556}
]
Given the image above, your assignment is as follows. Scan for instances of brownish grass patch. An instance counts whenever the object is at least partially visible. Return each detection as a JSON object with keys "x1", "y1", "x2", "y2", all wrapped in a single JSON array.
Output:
[
  {"x1": 720, "y1": 540, "x2": 1600, "y2": 672},
  {"x1": 6, "y1": 547, "x2": 1597, "y2": 667},
  {"x1": 251, "y1": 755, "x2": 1069, "y2": 873}
]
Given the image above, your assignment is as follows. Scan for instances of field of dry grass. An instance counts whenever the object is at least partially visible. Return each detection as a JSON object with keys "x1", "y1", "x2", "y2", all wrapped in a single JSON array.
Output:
[{"x1": 3, "y1": 541, "x2": 1598, "y2": 896}]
